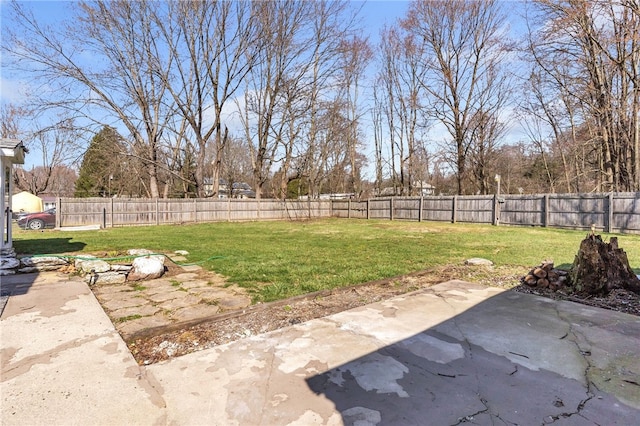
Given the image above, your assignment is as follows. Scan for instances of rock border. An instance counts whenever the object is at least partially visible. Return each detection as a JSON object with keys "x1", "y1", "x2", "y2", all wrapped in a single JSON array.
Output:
[{"x1": 0, "y1": 249, "x2": 189, "y2": 284}]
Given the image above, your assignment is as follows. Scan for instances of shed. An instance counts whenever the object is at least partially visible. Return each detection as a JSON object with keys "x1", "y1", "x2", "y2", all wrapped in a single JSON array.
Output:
[
  {"x1": 1, "y1": 138, "x2": 28, "y2": 255},
  {"x1": 12, "y1": 191, "x2": 43, "y2": 215}
]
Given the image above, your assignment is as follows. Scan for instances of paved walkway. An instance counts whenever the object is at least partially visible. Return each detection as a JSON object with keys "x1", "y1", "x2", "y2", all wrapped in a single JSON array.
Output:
[
  {"x1": 91, "y1": 266, "x2": 251, "y2": 340},
  {"x1": 2, "y1": 272, "x2": 639, "y2": 425}
]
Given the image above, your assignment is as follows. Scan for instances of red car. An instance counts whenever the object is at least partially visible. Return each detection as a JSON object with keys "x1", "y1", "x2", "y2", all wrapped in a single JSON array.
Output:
[{"x1": 17, "y1": 208, "x2": 56, "y2": 230}]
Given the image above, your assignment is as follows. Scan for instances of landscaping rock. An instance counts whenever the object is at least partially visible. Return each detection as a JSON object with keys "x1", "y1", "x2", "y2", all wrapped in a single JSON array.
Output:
[
  {"x1": 93, "y1": 271, "x2": 128, "y2": 285},
  {"x1": 110, "y1": 264, "x2": 133, "y2": 272},
  {"x1": 128, "y1": 255, "x2": 165, "y2": 281},
  {"x1": 464, "y1": 258, "x2": 494, "y2": 266},
  {"x1": 20, "y1": 256, "x2": 68, "y2": 269},
  {"x1": 76, "y1": 258, "x2": 111, "y2": 274},
  {"x1": 174, "y1": 250, "x2": 189, "y2": 256},
  {"x1": 128, "y1": 249, "x2": 155, "y2": 256},
  {"x1": 17, "y1": 256, "x2": 69, "y2": 273},
  {"x1": 0, "y1": 256, "x2": 20, "y2": 270}
]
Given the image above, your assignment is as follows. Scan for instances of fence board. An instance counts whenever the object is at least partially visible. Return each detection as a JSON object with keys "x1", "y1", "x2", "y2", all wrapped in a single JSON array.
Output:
[
  {"x1": 421, "y1": 196, "x2": 455, "y2": 222},
  {"x1": 501, "y1": 195, "x2": 545, "y2": 226},
  {"x1": 59, "y1": 198, "x2": 332, "y2": 227}
]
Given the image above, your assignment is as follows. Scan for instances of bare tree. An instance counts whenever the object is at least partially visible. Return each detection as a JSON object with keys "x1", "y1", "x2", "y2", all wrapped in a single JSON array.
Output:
[
  {"x1": 4, "y1": 1, "x2": 176, "y2": 197},
  {"x1": 0, "y1": 104, "x2": 28, "y2": 140},
  {"x1": 402, "y1": 0, "x2": 511, "y2": 195},
  {"x1": 14, "y1": 119, "x2": 82, "y2": 195},
  {"x1": 528, "y1": 0, "x2": 640, "y2": 191},
  {"x1": 154, "y1": 1, "x2": 258, "y2": 198},
  {"x1": 241, "y1": 0, "x2": 352, "y2": 199},
  {"x1": 336, "y1": 36, "x2": 373, "y2": 197}
]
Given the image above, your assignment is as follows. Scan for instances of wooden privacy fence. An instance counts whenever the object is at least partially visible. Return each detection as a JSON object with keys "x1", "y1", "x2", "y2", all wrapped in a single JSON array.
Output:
[
  {"x1": 55, "y1": 192, "x2": 640, "y2": 234},
  {"x1": 331, "y1": 192, "x2": 640, "y2": 234},
  {"x1": 56, "y1": 198, "x2": 332, "y2": 228}
]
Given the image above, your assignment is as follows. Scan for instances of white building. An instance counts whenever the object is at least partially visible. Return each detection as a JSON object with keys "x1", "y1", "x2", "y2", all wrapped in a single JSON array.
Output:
[{"x1": 1, "y1": 139, "x2": 27, "y2": 256}]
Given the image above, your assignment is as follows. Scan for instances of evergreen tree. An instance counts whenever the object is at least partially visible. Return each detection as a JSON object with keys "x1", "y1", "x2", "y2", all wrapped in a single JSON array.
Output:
[{"x1": 75, "y1": 126, "x2": 127, "y2": 197}]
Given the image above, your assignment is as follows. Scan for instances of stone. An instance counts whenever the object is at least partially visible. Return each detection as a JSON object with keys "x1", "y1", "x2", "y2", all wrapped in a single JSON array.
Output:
[
  {"x1": 179, "y1": 280, "x2": 210, "y2": 290},
  {"x1": 128, "y1": 255, "x2": 165, "y2": 281},
  {"x1": 174, "y1": 250, "x2": 189, "y2": 256},
  {"x1": 173, "y1": 273, "x2": 199, "y2": 281},
  {"x1": 20, "y1": 256, "x2": 68, "y2": 268},
  {"x1": 92, "y1": 284, "x2": 132, "y2": 295},
  {"x1": 0, "y1": 257, "x2": 20, "y2": 270},
  {"x1": 117, "y1": 315, "x2": 172, "y2": 339},
  {"x1": 216, "y1": 295, "x2": 251, "y2": 310},
  {"x1": 109, "y1": 305, "x2": 162, "y2": 319},
  {"x1": 93, "y1": 271, "x2": 127, "y2": 285},
  {"x1": 128, "y1": 249, "x2": 155, "y2": 256},
  {"x1": 158, "y1": 295, "x2": 203, "y2": 311},
  {"x1": 76, "y1": 258, "x2": 111, "y2": 274},
  {"x1": 148, "y1": 290, "x2": 186, "y2": 303},
  {"x1": 464, "y1": 258, "x2": 494, "y2": 266},
  {"x1": 99, "y1": 295, "x2": 146, "y2": 311},
  {"x1": 110, "y1": 264, "x2": 132, "y2": 272},
  {"x1": 169, "y1": 305, "x2": 220, "y2": 322},
  {"x1": 18, "y1": 265, "x2": 66, "y2": 273},
  {"x1": 0, "y1": 269, "x2": 16, "y2": 276}
]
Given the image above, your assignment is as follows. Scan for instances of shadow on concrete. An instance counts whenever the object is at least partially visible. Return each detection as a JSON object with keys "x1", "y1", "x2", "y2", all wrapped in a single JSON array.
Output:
[
  {"x1": 0, "y1": 272, "x2": 40, "y2": 317},
  {"x1": 305, "y1": 288, "x2": 640, "y2": 425},
  {"x1": 1, "y1": 272, "x2": 40, "y2": 296}
]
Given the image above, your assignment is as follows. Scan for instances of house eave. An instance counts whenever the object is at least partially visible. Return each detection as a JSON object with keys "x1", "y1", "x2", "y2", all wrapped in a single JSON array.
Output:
[{"x1": 0, "y1": 139, "x2": 27, "y2": 165}]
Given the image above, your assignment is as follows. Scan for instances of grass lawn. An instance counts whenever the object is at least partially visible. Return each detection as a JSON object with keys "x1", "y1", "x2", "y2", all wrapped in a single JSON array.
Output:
[{"x1": 13, "y1": 219, "x2": 640, "y2": 302}]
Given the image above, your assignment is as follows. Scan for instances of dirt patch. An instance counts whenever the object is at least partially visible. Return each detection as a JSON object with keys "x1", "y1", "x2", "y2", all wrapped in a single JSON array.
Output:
[
  {"x1": 512, "y1": 284, "x2": 640, "y2": 317},
  {"x1": 121, "y1": 263, "x2": 639, "y2": 365},
  {"x1": 126, "y1": 264, "x2": 519, "y2": 365}
]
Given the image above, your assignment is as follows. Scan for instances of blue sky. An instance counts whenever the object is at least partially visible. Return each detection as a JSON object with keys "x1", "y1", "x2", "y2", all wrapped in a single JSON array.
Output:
[{"x1": 2, "y1": 0, "x2": 528, "y2": 175}]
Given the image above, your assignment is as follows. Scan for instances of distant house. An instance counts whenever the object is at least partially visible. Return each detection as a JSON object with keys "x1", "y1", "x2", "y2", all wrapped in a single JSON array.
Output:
[
  {"x1": 203, "y1": 178, "x2": 256, "y2": 199},
  {"x1": 414, "y1": 181, "x2": 435, "y2": 196},
  {"x1": 11, "y1": 191, "x2": 43, "y2": 215},
  {"x1": 377, "y1": 181, "x2": 435, "y2": 197},
  {"x1": 40, "y1": 195, "x2": 57, "y2": 210},
  {"x1": 298, "y1": 193, "x2": 354, "y2": 201}
]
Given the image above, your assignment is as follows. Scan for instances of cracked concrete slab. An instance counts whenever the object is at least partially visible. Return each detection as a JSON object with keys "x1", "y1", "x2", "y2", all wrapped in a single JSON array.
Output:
[
  {"x1": 2, "y1": 273, "x2": 639, "y2": 425},
  {"x1": 147, "y1": 280, "x2": 640, "y2": 425}
]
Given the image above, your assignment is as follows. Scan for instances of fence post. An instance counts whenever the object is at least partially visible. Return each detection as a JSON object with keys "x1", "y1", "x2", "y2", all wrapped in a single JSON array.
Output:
[
  {"x1": 56, "y1": 197, "x2": 62, "y2": 228},
  {"x1": 155, "y1": 198, "x2": 159, "y2": 226},
  {"x1": 366, "y1": 199, "x2": 370, "y2": 220},
  {"x1": 110, "y1": 198, "x2": 114, "y2": 227},
  {"x1": 493, "y1": 194, "x2": 499, "y2": 226},
  {"x1": 390, "y1": 198, "x2": 394, "y2": 221},
  {"x1": 543, "y1": 194, "x2": 549, "y2": 227},
  {"x1": 419, "y1": 197, "x2": 423, "y2": 222},
  {"x1": 257, "y1": 198, "x2": 261, "y2": 220},
  {"x1": 348, "y1": 199, "x2": 351, "y2": 219},
  {"x1": 607, "y1": 192, "x2": 614, "y2": 233},
  {"x1": 452, "y1": 195, "x2": 457, "y2": 223}
]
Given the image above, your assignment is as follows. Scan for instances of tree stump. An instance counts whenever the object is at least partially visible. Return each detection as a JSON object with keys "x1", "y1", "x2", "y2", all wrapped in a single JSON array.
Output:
[{"x1": 568, "y1": 235, "x2": 640, "y2": 296}]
